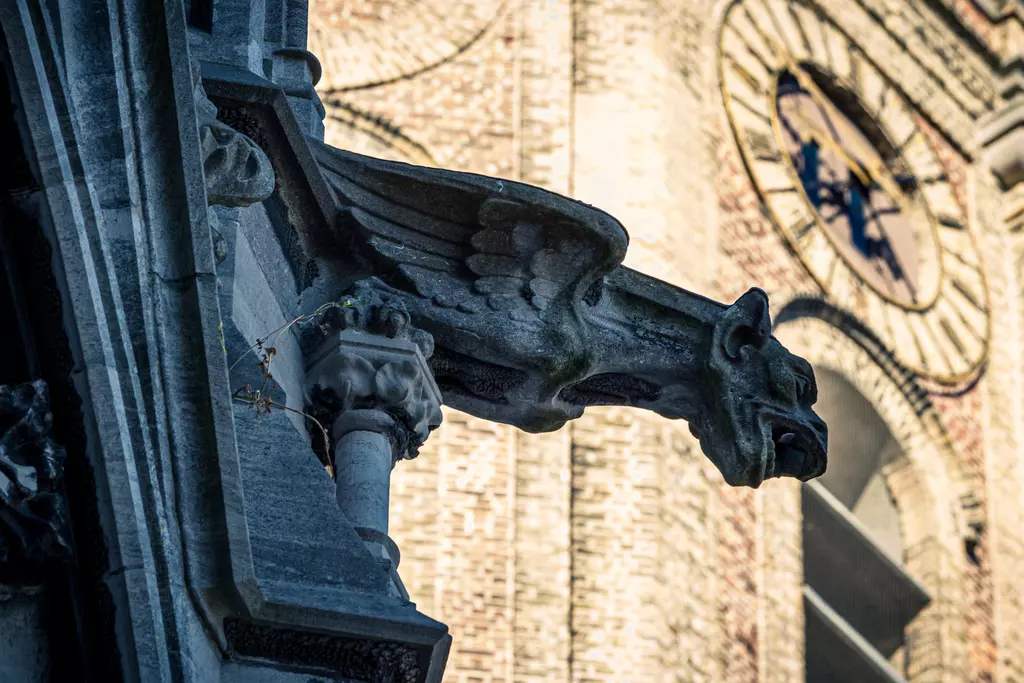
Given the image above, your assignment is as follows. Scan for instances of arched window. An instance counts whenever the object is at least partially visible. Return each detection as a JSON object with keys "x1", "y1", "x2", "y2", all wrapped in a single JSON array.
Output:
[{"x1": 802, "y1": 370, "x2": 931, "y2": 683}]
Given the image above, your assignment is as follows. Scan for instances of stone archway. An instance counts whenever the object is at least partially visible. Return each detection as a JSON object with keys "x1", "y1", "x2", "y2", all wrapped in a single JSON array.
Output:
[
  {"x1": 812, "y1": 367, "x2": 906, "y2": 563},
  {"x1": 774, "y1": 316, "x2": 971, "y2": 681}
]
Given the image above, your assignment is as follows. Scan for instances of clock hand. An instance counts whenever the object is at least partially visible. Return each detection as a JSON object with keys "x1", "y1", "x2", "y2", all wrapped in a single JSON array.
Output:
[
  {"x1": 860, "y1": 183, "x2": 919, "y2": 300},
  {"x1": 785, "y1": 108, "x2": 910, "y2": 211},
  {"x1": 784, "y1": 109, "x2": 875, "y2": 187},
  {"x1": 769, "y1": 42, "x2": 916, "y2": 205}
]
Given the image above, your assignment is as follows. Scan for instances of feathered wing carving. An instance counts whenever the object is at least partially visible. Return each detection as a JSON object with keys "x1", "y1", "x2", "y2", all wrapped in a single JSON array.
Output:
[{"x1": 309, "y1": 141, "x2": 629, "y2": 324}]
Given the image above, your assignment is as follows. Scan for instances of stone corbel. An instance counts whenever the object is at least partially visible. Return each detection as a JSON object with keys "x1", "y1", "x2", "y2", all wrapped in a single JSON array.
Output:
[
  {"x1": 304, "y1": 287, "x2": 443, "y2": 598},
  {"x1": 192, "y1": 62, "x2": 276, "y2": 264}
]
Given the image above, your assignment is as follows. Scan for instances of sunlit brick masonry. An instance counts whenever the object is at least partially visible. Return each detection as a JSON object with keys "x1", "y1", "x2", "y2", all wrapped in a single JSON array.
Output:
[{"x1": 313, "y1": 1, "x2": 1024, "y2": 682}]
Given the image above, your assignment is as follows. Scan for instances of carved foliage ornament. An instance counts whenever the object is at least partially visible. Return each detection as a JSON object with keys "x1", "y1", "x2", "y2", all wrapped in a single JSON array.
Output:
[
  {"x1": 0, "y1": 381, "x2": 71, "y2": 578},
  {"x1": 305, "y1": 286, "x2": 443, "y2": 464},
  {"x1": 309, "y1": 143, "x2": 828, "y2": 488}
]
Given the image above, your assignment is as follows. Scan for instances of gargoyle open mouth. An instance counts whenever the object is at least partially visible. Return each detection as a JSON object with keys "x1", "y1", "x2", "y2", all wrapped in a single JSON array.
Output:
[{"x1": 765, "y1": 417, "x2": 827, "y2": 483}]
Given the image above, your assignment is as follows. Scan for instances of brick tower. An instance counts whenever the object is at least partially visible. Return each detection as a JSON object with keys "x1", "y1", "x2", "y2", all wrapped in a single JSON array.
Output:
[{"x1": 310, "y1": 1, "x2": 1024, "y2": 681}]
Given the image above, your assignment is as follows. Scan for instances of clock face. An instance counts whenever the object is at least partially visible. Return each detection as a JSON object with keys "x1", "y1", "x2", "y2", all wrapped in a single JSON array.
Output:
[{"x1": 719, "y1": 0, "x2": 990, "y2": 383}]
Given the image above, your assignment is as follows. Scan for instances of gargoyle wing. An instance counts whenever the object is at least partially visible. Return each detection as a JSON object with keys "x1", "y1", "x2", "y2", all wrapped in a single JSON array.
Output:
[{"x1": 309, "y1": 141, "x2": 629, "y2": 322}]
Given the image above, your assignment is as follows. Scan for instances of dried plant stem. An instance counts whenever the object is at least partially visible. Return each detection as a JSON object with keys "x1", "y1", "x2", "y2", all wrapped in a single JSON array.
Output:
[
  {"x1": 227, "y1": 298, "x2": 358, "y2": 468},
  {"x1": 231, "y1": 390, "x2": 331, "y2": 459},
  {"x1": 228, "y1": 299, "x2": 357, "y2": 374}
]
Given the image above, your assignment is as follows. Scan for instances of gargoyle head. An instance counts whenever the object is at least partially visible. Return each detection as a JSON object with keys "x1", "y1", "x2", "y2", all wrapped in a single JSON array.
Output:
[{"x1": 690, "y1": 289, "x2": 827, "y2": 488}]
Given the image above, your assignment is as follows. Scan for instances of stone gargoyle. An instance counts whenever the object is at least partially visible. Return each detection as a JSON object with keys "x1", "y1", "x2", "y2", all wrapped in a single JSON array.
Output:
[{"x1": 307, "y1": 142, "x2": 827, "y2": 488}]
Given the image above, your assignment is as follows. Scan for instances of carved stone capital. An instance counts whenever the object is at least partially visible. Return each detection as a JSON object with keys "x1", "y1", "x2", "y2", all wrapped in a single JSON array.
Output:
[
  {"x1": 305, "y1": 287, "x2": 442, "y2": 464},
  {"x1": 0, "y1": 381, "x2": 71, "y2": 585}
]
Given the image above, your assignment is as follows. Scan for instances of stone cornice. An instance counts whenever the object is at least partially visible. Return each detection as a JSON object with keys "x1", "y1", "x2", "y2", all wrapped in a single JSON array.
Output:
[{"x1": 980, "y1": 61, "x2": 1024, "y2": 188}]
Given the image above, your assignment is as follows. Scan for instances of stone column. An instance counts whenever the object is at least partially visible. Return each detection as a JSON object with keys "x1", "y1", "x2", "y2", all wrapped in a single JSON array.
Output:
[{"x1": 304, "y1": 289, "x2": 443, "y2": 599}]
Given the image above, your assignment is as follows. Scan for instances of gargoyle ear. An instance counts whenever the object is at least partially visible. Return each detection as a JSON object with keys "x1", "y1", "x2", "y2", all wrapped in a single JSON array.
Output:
[{"x1": 716, "y1": 288, "x2": 772, "y2": 361}]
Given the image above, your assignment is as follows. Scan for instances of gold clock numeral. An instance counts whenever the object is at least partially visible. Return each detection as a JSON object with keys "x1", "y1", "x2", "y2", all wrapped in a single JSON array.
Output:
[
  {"x1": 744, "y1": 1, "x2": 790, "y2": 60},
  {"x1": 730, "y1": 59, "x2": 766, "y2": 94},
  {"x1": 763, "y1": 0, "x2": 811, "y2": 61},
  {"x1": 938, "y1": 291, "x2": 987, "y2": 344},
  {"x1": 940, "y1": 319, "x2": 967, "y2": 357},
  {"x1": 795, "y1": 223, "x2": 838, "y2": 288},
  {"x1": 925, "y1": 313, "x2": 968, "y2": 376},
  {"x1": 815, "y1": 15, "x2": 836, "y2": 74},
  {"x1": 788, "y1": 4, "x2": 820, "y2": 60},
  {"x1": 827, "y1": 263, "x2": 858, "y2": 307},
  {"x1": 790, "y1": 4, "x2": 831, "y2": 67},
  {"x1": 732, "y1": 9, "x2": 780, "y2": 70},
  {"x1": 745, "y1": 128, "x2": 783, "y2": 162},
  {"x1": 856, "y1": 61, "x2": 888, "y2": 122},
  {"x1": 789, "y1": 217, "x2": 816, "y2": 241},
  {"x1": 731, "y1": 93, "x2": 774, "y2": 126},
  {"x1": 823, "y1": 24, "x2": 852, "y2": 81},
  {"x1": 908, "y1": 314, "x2": 954, "y2": 376},
  {"x1": 767, "y1": 189, "x2": 814, "y2": 231},
  {"x1": 937, "y1": 291, "x2": 983, "y2": 342},
  {"x1": 885, "y1": 307, "x2": 929, "y2": 371},
  {"x1": 949, "y1": 275, "x2": 987, "y2": 314},
  {"x1": 723, "y1": 27, "x2": 775, "y2": 87}
]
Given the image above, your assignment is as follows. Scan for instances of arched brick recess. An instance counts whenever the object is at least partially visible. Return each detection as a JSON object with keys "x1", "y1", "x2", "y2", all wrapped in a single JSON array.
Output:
[
  {"x1": 323, "y1": 104, "x2": 436, "y2": 166},
  {"x1": 775, "y1": 317, "x2": 972, "y2": 680},
  {"x1": 308, "y1": 0, "x2": 509, "y2": 91}
]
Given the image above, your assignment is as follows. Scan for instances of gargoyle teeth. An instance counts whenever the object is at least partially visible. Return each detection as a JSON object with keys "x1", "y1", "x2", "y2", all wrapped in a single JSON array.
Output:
[
  {"x1": 775, "y1": 444, "x2": 808, "y2": 478},
  {"x1": 778, "y1": 432, "x2": 796, "y2": 445}
]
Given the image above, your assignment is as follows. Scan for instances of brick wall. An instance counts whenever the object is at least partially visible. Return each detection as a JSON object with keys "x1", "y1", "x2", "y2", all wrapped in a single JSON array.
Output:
[{"x1": 311, "y1": 1, "x2": 1021, "y2": 681}]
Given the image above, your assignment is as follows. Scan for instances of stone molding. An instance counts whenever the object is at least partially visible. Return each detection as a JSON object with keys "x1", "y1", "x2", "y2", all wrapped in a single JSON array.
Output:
[
  {"x1": 0, "y1": 381, "x2": 70, "y2": 584},
  {"x1": 980, "y1": 62, "x2": 1024, "y2": 188},
  {"x1": 224, "y1": 618, "x2": 423, "y2": 683}
]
